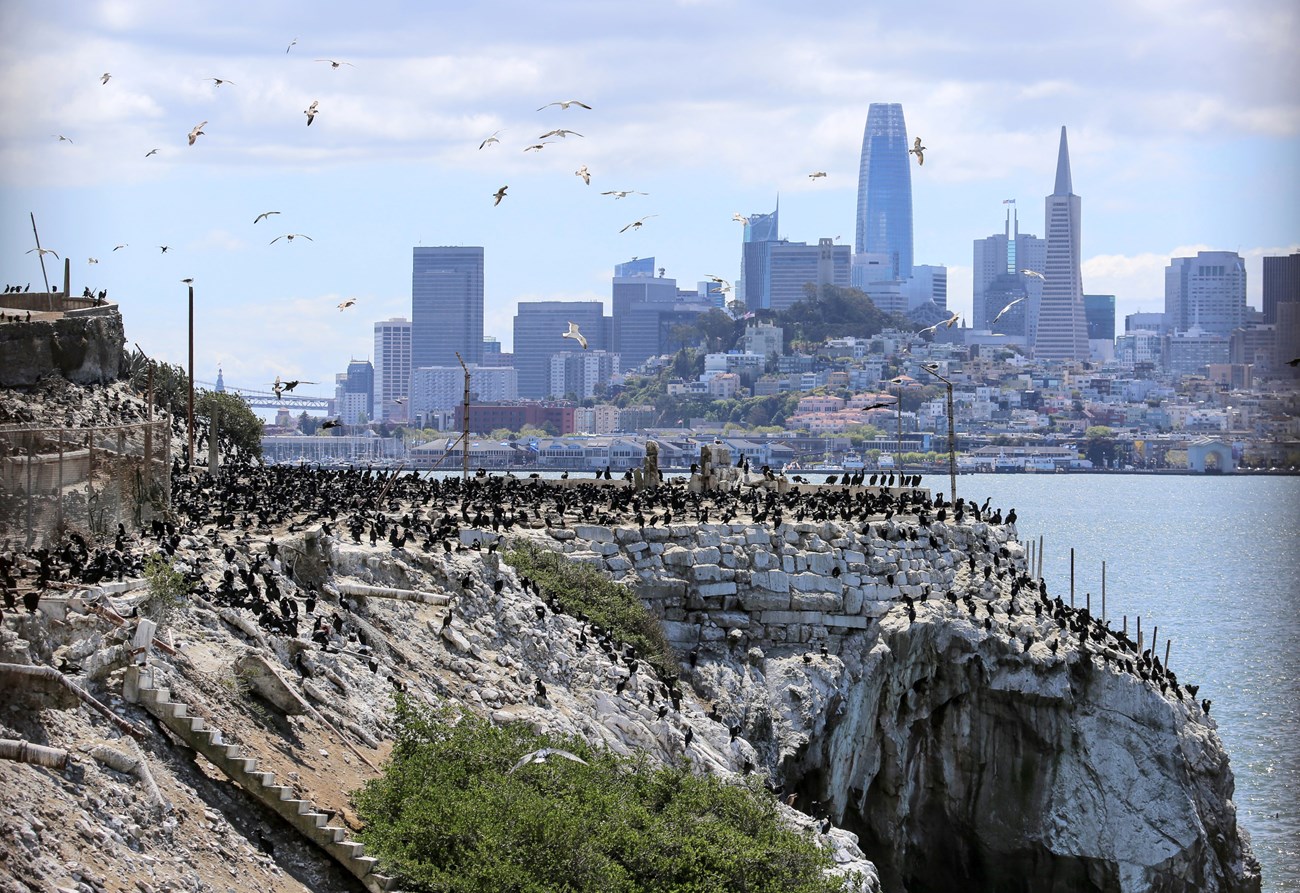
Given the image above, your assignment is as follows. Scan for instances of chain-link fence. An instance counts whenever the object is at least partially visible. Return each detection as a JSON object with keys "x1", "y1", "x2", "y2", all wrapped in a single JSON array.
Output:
[{"x1": 0, "y1": 418, "x2": 171, "y2": 548}]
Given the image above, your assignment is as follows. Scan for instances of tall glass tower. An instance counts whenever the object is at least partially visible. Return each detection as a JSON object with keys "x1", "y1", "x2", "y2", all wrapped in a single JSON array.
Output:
[
  {"x1": 855, "y1": 103, "x2": 914, "y2": 281},
  {"x1": 411, "y1": 247, "x2": 484, "y2": 369},
  {"x1": 739, "y1": 200, "x2": 779, "y2": 309}
]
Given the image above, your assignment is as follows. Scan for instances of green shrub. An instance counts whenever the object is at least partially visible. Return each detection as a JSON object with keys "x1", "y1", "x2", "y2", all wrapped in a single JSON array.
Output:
[
  {"x1": 353, "y1": 697, "x2": 839, "y2": 893},
  {"x1": 503, "y1": 539, "x2": 677, "y2": 677},
  {"x1": 140, "y1": 553, "x2": 186, "y2": 625}
]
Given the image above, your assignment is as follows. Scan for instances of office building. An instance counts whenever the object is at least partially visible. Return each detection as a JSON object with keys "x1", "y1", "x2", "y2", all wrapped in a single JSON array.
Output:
[
  {"x1": 411, "y1": 246, "x2": 484, "y2": 369},
  {"x1": 742, "y1": 322, "x2": 784, "y2": 359},
  {"x1": 373, "y1": 318, "x2": 411, "y2": 423},
  {"x1": 335, "y1": 359, "x2": 374, "y2": 425},
  {"x1": 409, "y1": 364, "x2": 517, "y2": 421},
  {"x1": 767, "y1": 238, "x2": 851, "y2": 311},
  {"x1": 855, "y1": 103, "x2": 913, "y2": 280},
  {"x1": 1084, "y1": 294, "x2": 1116, "y2": 361},
  {"x1": 1033, "y1": 127, "x2": 1089, "y2": 362},
  {"x1": 739, "y1": 202, "x2": 780, "y2": 309},
  {"x1": 903, "y1": 264, "x2": 948, "y2": 313},
  {"x1": 1162, "y1": 330, "x2": 1230, "y2": 376},
  {"x1": 1263, "y1": 252, "x2": 1300, "y2": 324},
  {"x1": 611, "y1": 259, "x2": 712, "y2": 370},
  {"x1": 1165, "y1": 251, "x2": 1246, "y2": 335},
  {"x1": 513, "y1": 301, "x2": 608, "y2": 399},
  {"x1": 1126, "y1": 312, "x2": 1166, "y2": 334},
  {"x1": 973, "y1": 209, "x2": 1045, "y2": 332}
]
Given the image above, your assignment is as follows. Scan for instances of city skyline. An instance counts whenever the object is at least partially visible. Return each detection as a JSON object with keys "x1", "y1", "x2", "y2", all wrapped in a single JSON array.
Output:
[{"x1": 1, "y1": 0, "x2": 1296, "y2": 396}]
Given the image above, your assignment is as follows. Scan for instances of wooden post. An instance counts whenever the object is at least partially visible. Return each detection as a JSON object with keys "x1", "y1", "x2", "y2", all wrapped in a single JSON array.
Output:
[
  {"x1": 24, "y1": 448, "x2": 33, "y2": 548},
  {"x1": 1164, "y1": 639, "x2": 1171, "y2": 670},
  {"x1": 456, "y1": 351, "x2": 470, "y2": 482},
  {"x1": 1137, "y1": 615, "x2": 1142, "y2": 652},
  {"x1": 1151, "y1": 625, "x2": 1158, "y2": 660},
  {"x1": 1069, "y1": 547, "x2": 1075, "y2": 608},
  {"x1": 1086, "y1": 590, "x2": 1090, "y2": 615},
  {"x1": 1101, "y1": 560, "x2": 1107, "y2": 622},
  {"x1": 1123, "y1": 615, "x2": 1127, "y2": 637},
  {"x1": 1038, "y1": 535, "x2": 1044, "y2": 579},
  {"x1": 57, "y1": 430, "x2": 64, "y2": 531}
]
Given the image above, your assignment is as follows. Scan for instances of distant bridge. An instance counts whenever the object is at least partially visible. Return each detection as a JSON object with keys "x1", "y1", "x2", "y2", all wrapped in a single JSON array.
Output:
[{"x1": 195, "y1": 380, "x2": 331, "y2": 411}]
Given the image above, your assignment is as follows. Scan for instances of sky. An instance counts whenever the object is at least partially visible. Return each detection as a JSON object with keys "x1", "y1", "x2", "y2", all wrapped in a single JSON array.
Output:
[{"x1": 1, "y1": 0, "x2": 1297, "y2": 403}]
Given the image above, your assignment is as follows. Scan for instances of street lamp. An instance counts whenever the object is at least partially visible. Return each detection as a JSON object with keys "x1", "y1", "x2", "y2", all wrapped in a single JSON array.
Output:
[
  {"x1": 918, "y1": 363, "x2": 957, "y2": 504},
  {"x1": 888, "y1": 375, "x2": 916, "y2": 471}
]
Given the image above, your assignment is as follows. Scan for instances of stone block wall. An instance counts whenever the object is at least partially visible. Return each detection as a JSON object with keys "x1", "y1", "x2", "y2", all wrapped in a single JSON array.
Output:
[
  {"x1": 0, "y1": 309, "x2": 125, "y2": 387},
  {"x1": 539, "y1": 517, "x2": 1021, "y2": 652}
]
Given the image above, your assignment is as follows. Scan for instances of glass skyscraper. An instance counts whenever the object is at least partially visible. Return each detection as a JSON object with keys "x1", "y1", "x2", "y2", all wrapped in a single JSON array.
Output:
[
  {"x1": 739, "y1": 202, "x2": 779, "y2": 309},
  {"x1": 411, "y1": 247, "x2": 484, "y2": 370},
  {"x1": 855, "y1": 103, "x2": 914, "y2": 281}
]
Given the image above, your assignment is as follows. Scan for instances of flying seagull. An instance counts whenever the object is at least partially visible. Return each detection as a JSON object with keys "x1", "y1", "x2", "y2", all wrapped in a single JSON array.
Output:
[
  {"x1": 991, "y1": 297, "x2": 1026, "y2": 325},
  {"x1": 159, "y1": 245, "x2": 170, "y2": 253},
  {"x1": 88, "y1": 257, "x2": 99, "y2": 264},
  {"x1": 539, "y1": 129, "x2": 583, "y2": 139},
  {"x1": 908, "y1": 137, "x2": 926, "y2": 166},
  {"x1": 1287, "y1": 357, "x2": 1300, "y2": 367},
  {"x1": 808, "y1": 171, "x2": 827, "y2": 179},
  {"x1": 917, "y1": 312, "x2": 960, "y2": 336},
  {"x1": 523, "y1": 141, "x2": 553, "y2": 152},
  {"x1": 286, "y1": 37, "x2": 297, "y2": 53},
  {"x1": 321, "y1": 418, "x2": 342, "y2": 430},
  {"x1": 206, "y1": 77, "x2": 235, "y2": 87},
  {"x1": 270, "y1": 233, "x2": 313, "y2": 244},
  {"x1": 253, "y1": 211, "x2": 281, "y2": 224},
  {"x1": 337, "y1": 298, "x2": 356, "y2": 311},
  {"x1": 101, "y1": 72, "x2": 112, "y2": 85},
  {"x1": 538, "y1": 100, "x2": 591, "y2": 111},
  {"x1": 943, "y1": 312, "x2": 963, "y2": 328},
  {"x1": 304, "y1": 101, "x2": 319, "y2": 126},
  {"x1": 601, "y1": 190, "x2": 646, "y2": 199},
  {"x1": 113, "y1": 244, "x2": 128, "y2": 251},
  {"x1": 1020, "y1": 269, "x2": 1045, "y2": 281},
  {"x1": 315, "y1": 59, "x2": 354, "y2": 69},
  {"x1": 619, "y1": 215, "x2": 657, "y2": 233},
  {"x1": 732, "y1": 213, "x2": 748, "y2": 224},
  {"x1": 188, "y1": 121, "x2": 207, "y2": 145},
  {"x1": 575, "y1": 165, "x2": 590, "y2": 185},
  {"x1": 478, "y1": 130, "x2": 502, "y2": 149},
  {"x1": 26, "y1": 248, "x2": 60, "y2": 259},
  {"x1": 54, "y1": 135, "x2": 73, "y2": 144},
  {"x1": 145, "y1": 148, "x2": 158, "y2": 157},
  {"x1": 507, "y1": 748, "x2": 588, "y2": 774},
  {"x1": 562, "y1": 321, "x2": 589, "y2": 350},
  {"x1": 492, "y1": 186, "x2": 508, "y2": 205}
]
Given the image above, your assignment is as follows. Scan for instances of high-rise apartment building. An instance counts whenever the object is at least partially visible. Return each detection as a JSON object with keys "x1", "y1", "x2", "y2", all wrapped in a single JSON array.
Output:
[
  {"x1": 513, "y1": 301, "x2": 609, "y2": 399},
  {"x1": 335, "y1": 359, "x2": 374, "y2": 425},
  {"x1": 855, "y1": 103, "x2": 913, "y2": 281},
  {"x1": 1164, "y1": 251, "x2": 1246, "y2": 335},
  {"x1": 411, "y1": 247, "x2": 484, "y2": 369},
  {"x1": 1263, "y1": 252, "x2": 1300, "y2": 324},
  {"x1": 373, "y1": 318, "x2": 411, "y2": 423},
  {"x1": 972, "y1": 209, "x2": 1045, "y2": 333},
  {"x1": 409, "y1": 365, "x2": 517, "y2": 420},
  {"x1": 549, "y1": 349, "x2": 619, "y2": 400},
  {"x1": 1033, "y1": 127, "x2": 1089, "y2": 362},
  {"x1": 1084, "y1": 294, "x2": 1116, "y2": 361}
]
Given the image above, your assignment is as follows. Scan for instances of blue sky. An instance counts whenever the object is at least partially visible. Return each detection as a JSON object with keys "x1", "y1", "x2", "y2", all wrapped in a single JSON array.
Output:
[{"x1": 2, "y1": 0, "x2": 1296, "y2": 399}]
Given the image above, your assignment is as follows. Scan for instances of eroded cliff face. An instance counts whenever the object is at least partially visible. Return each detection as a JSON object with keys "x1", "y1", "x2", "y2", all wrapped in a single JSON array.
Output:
[{"x1": 555, "y1": 516, "x2": 1261, "y2": 893}]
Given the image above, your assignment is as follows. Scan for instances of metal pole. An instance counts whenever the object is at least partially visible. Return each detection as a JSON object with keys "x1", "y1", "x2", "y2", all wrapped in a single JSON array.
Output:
[
  {"x1": 29, "y1": 212, "x2": 51, "y2": 296},
  {"x1": 187, "y1": 285, "x2": 195, "y2": 474},
  {"x1": 946, "y1": 380, "x2": 957, "y2": 504},
  {"x1": 1164, "y1": 639, "x2": 1171, "y2": 670},
  {"x1": 1101, "y1": 560, "x2": 1107, "y2": 623},
  {"x1": 456, "y1": 352, "x2": 470, "y2": 482},
  {"x1": 1037, "y1": 534, "x2": 1044, "y2": 579},
  {"x1": 1069, "y1": 547, "x2": 1075, "y2": 608}
]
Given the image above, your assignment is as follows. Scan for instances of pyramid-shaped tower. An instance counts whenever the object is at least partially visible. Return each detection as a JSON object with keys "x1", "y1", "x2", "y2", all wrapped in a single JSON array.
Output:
[{"x1": 1033, "y1": 127, "x2": 1089, "y2": 362}]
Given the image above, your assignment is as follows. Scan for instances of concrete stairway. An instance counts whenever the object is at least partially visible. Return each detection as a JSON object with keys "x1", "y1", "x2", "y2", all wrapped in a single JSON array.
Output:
[{"x1": 126, "y1": 666, "x2": 396, "y2": 893}]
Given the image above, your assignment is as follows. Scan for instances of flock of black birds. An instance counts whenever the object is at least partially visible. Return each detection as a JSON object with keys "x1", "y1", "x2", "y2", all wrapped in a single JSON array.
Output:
[{"x1": 2, "y1": 451, "x2": 1213, "y2": 750}]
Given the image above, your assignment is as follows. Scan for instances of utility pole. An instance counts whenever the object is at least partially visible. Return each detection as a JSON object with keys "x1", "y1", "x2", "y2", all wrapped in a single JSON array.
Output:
[
  {"x1": 187, "y1": 284, "x2": 195, "y2": 473},
  {"x1": 918, "y1": 363, "x2": 957, "y2": 504},
  {"x1": 456, "y1": 352, "x2": 470, "y2": 482}
]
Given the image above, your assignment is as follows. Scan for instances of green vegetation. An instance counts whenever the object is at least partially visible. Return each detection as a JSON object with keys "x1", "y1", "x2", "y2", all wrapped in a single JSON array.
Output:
[
  {"x1": 140, "y1": 553, "x2": 187, "y2": 625},
  {"x1": 353, "y1": 698, "x2": 841, "y2": 893},
  {"x1": 124, "y1": 348, "x2": 263, "y2": 458},
  {"x1": 780, "y1": 283, "x2": 914, "y2": 345},
  {"x1": 504, "y1": 540, "x2": 677, "y2": 676}
]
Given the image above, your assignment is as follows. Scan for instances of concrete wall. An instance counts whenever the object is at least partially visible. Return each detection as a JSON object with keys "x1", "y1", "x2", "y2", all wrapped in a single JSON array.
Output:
[{"x1": 0, "y1": 308, "x2": 126, "y2": 387}]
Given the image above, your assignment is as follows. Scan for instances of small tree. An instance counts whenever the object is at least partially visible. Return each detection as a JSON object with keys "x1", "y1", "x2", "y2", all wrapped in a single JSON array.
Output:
[{"x1": 196, "y1": 390, "x2": 264, "y2": 459}]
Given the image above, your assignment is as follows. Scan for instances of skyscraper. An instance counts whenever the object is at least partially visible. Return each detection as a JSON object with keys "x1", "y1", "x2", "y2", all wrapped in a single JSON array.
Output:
[
  {"x1": 1261, "y1": 252, "x2": 1299, "y2": 324},
  {"x1": 411, "y1": 247, "x2": 484, "y2": 370},
  {"x1": 739, "y1": 202, "x2": 779, "y2": 309},
  {"x1": 1164, "y1": 251, "x2": 1246, "y2": 335},
  {"x1": 513, "y1": 301, "x2": 608, "y2": 399},
  {"x1": 855, "y1": 103, "x2": 913, "y2": 281},
  {"x1": 373, "y1": 318, "x2": 411, "y2": 422},
  {"x1": 1033, "y1": 127, "x2": 1089, "y2": 362},
  {"x1": 766, "y1": 238, "x2": 851, "y2": 311},
  {"x1": 611, "y1": 260, "x2": 712, "y2": 370},
  {"x1": 972, "y1": 209, "x2": 1045, "y2": 332}
]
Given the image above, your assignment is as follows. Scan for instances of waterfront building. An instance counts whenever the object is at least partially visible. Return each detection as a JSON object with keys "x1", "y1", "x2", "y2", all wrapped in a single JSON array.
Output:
[
  {"x1": 1165, "y1": 251, "x2": 1246, "y2": 335},
  {"x1": 1262, "y1": 252, "x2": 1300, "y2": 324},
  {"x1": 855, "y1": 103, "x2": 913, "y2": 281},
  {"x1": 411, "y1": 246, "x2": 484, "y2": 369},
  {"x1": 372, "y1": 318, "x2": 411, "y2": 422},
  {"x1": 513, "y1": 301, "x2": 608, "y2": 399},
  {"x1": 1033, "y1": 127, "x2": 1089, "y2": 362}
]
